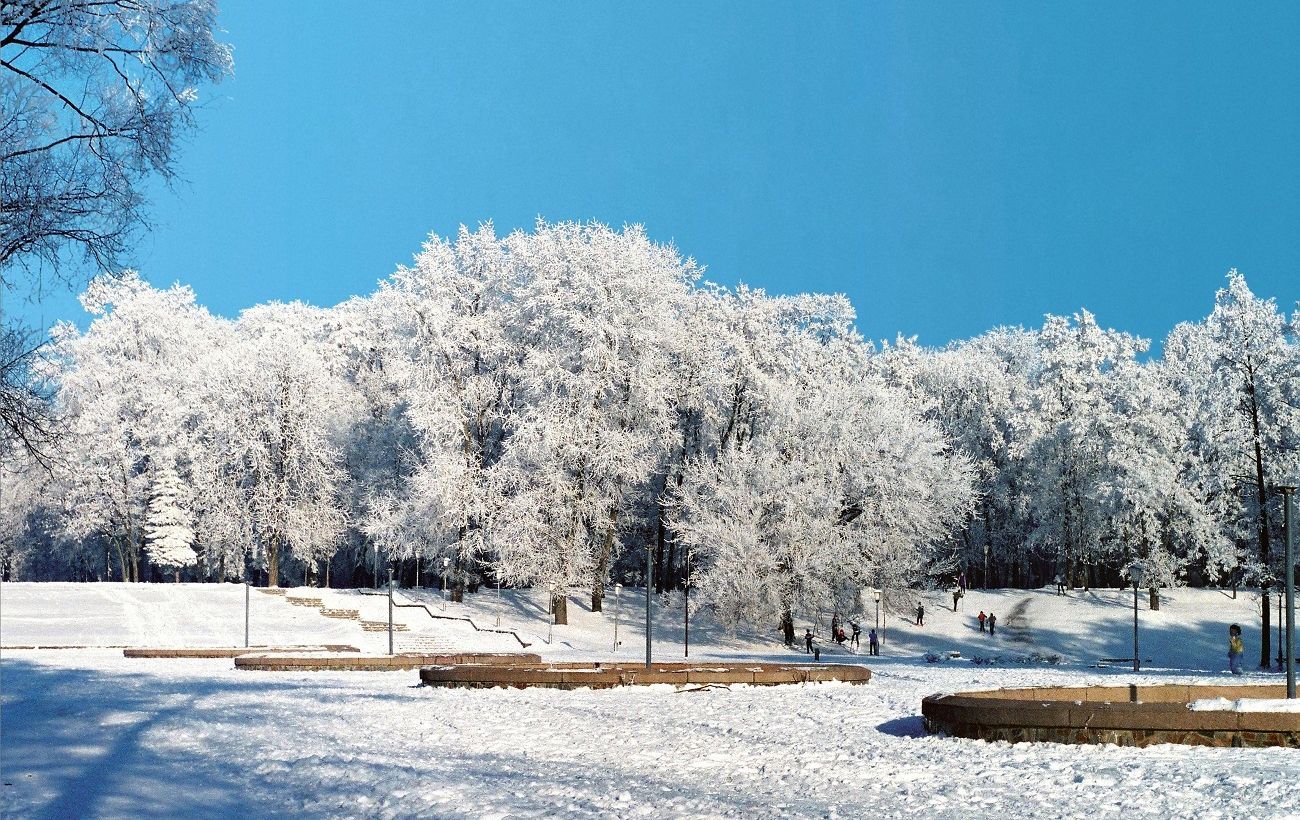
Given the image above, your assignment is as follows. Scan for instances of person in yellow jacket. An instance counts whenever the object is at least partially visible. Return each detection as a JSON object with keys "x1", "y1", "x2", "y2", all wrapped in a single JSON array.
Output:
[{"x1": 1228, "y1": 623, "x2": 1244, "y2": 675}]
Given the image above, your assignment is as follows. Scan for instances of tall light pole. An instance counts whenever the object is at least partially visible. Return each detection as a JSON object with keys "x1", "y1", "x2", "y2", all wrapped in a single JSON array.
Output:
[
  {"x1": 244, "y1": 575, "x2": 250, "y2": 648},
  {"x1": 645, "y1": 544, "x2": 653, "y2": 670},
  {"x1": 873, "y1": 589, "x2": 881, "y2": 631},
  {"x1": 387, "y1": 567, "x2": 395, "y2": 656},
  {"x1": 613, "y1": 582, "x2": 622, "y2": 653},
  {"x1": 684, "y1": 550, "x2": 691, "y2": 658},
  {"x1": 1277, "y1": 480, "x2": 1296, "y2": 699},
  {"x1": 1129, "y1": 562, "x2": 1145, "y2": 673},
  {"x1": 441, "y1": 556, "x2": 450, "y2": 610}
]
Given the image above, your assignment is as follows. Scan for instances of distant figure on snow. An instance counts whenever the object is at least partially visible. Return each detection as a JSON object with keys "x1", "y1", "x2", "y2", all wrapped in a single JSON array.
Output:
[
  {"x1": 851, "y1": 621, "x2": 861, "y2": 649},
  {"x1": 952, "y1": 587, "x2": 963, "y2": 612},
  {"x1": 958, "y1": 572, "x2": 967, "y2": 593},
  {"x1": 868, "y1": 628, "x2": 879, "y2": 656},
  {"x1": 835, "y1": 626, "x2": 847, "y2": 645},
  {"x1": 831, "y1": 613, "x2": 840, "y2": 641},
  {"x1": 978, "y1": 611, "x2": 987, "y2": 632},
  {"x1": 987, "y1": 613, "x2": 996, "y2": 635},
  {"x1": 915, "y1": 603, "x2": 925, "y2": 627},
  {"x1": 1054, "y1": 574, "x2": 1065, "y2": 595},
  {"x1": 805, "y1": 629, "x2": 814, "y2": 654},
  {"x1": 1228, "y1": 623, "x2": 1244, "y2": 675}
]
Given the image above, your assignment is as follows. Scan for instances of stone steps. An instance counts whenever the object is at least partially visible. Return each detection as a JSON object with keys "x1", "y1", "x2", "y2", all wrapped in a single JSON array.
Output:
[
  {"x1": 286, "y1": 597, "x2": 324, "y2": 607},
  {"x1": 257, "y1": 588, "x2": 286, "y2": 596},
  {"x1": 360, "y1": 620, "x2": 409, "y2": 632},
  {"x1": 395, "y1": 634, "x2": 457, "y2": 653},
  {"x1": 321, "y1": 608, "x2": 360, "y2": 620}
]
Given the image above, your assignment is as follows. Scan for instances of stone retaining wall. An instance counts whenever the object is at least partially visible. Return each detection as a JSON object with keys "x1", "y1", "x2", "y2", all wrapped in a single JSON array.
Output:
[
  {"x1": 922, "y1": 684, "x2": 1299, "y2": 748},
  {"x1": 234, "y1": 652, "x2": 542, "y2": 671},
  {"x1": 419, "y1": 661, "x2": 871, "y2": 690},
  {"x1": 124, "y1": 645, "x2": 359, "y2": 658}
]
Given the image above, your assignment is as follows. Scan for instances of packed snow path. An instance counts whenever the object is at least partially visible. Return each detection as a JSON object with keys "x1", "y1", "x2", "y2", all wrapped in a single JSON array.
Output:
[{"x1": 1001, "y1": 597, "x2": 1034, "y2": 646}]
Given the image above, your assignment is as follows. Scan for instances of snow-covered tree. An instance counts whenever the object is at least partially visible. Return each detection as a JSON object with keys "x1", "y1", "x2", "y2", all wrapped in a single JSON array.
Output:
[
  {"x1": 145, "y1": 465, "x2": 196, "y2": 581},
  {"x1": 493, "y1": 221, "x2": 695, "y2": 621},
  {"x1": 228, "y1": 302, "x2": 354, "y2": 587}
]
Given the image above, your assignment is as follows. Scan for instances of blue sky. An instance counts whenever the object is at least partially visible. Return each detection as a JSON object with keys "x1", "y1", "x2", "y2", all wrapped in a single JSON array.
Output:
[{"x1": 11, "y1": 2, "x2": 1300, "y2": 347}]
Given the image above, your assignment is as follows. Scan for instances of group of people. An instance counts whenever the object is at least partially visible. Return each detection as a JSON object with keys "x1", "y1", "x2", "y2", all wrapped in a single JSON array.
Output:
[
  {"x1": 803, "y1": 614, "x2": 880, "y2": 657},
  {"x1": 977, "y1": 610, "x2": 997, "y2": 634}
]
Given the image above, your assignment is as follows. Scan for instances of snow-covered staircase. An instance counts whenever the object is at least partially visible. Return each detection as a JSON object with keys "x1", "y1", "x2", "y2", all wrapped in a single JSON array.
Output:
[
  {"x1": 360, "y1": 619, "x2": 409, "y2": 632},
  {"x1": 394, "y1": 633, "x2": 458, "y2": 654}
]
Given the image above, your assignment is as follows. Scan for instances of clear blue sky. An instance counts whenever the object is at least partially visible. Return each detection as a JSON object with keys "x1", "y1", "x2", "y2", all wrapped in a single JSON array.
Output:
[{"x1": 14, "y1": 2, "x2": 1300, "y2": 347}]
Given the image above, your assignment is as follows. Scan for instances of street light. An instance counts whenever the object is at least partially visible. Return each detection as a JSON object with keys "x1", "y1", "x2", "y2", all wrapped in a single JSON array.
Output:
[
  {"x1": 873, "y1": 589, "x2": 881, "y2": 631},
  {"x1": 1128, "y1": 562, "x2": 1145, "y2": 673},
  {"x1": 613, "y1": 582, "x2": 622, "y2": 653},
  {"x1": 1277, "y1": 477, "x2": 1297, "y2": 699},
  {"x1": 645, "y1": 545, "x2": 653, "y2": 670},
  {"x1": 441, "y1": 556, "x2": 450, "y2": 610},
  {"x1": 387, "y1": 567, "x2": 395, "y2": 656}
]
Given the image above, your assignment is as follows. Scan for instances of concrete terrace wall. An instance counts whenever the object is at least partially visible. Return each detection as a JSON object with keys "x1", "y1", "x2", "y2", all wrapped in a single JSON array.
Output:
[
  {"x1": 419, "y1": 661, "x2": 871, "y2": 690},
  {"x1": 922, "y1": 684, "x2": 1299, "y2": 748},
  {"x1": 233, "y1": 652, "x2": 542, "y2": 671}
]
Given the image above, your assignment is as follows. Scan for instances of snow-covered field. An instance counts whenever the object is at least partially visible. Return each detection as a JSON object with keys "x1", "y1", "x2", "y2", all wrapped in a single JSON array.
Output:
[{"x1": 3, "y1": 582, "x2": 1298, "y2": 819}]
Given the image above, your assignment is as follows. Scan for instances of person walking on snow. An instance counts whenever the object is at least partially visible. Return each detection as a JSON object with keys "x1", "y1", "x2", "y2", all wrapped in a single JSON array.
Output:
[
  {"x1": 978, "y1": 611, "x2": 987, "y2": 632},
  {"x1": 804, "y1": 629, "x2": 814, "y2": 654},
  {"x1": 959, "y1": 572, "x2": 967, "y2": 593},
  {"x1": 1228, "y1": 624, "x2": 1244, "y2": 675},
  {"x1": 987, "y1": 613, "x2": 996, "y2": 635},
  {"x1": 868, "y1": 628, "x2": 879, "y2": 656},
  {"x1": 1054, "y1": 574, "x2": 1065, "y2": 595},
  {"x1": 952, "y1": 587, "x2": 963, "y2": 612},
  {"x1": 915, "y1": 602, "x2": 925, "y2": 626},
  {"x1": 851, "y1": 621, "x2": 861, "y2": 649}
]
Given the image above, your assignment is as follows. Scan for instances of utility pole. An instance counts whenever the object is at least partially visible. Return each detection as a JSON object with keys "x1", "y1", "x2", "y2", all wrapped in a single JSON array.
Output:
[{"x1": 387, "y1": 568, "x2": 394, "y2": 656}]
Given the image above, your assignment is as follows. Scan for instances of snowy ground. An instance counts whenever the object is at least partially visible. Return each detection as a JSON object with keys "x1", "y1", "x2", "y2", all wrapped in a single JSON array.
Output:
[{"x1": 3, "y1": 582, "x2": 1298, "y2": 819}]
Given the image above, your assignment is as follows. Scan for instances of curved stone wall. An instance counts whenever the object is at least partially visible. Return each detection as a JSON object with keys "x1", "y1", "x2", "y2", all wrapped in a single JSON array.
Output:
[
  {"x1": 922, "y1": 684, "x2": 1298, "y2": 748},
  {"x1": 418, "y1": 661, "x2": 871, "y2": 689}
]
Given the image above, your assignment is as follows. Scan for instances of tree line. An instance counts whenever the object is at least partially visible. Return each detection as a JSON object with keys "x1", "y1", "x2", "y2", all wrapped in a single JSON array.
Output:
[{"x1": 2, "y1": 222, "x2": 1297, "y2": 660}]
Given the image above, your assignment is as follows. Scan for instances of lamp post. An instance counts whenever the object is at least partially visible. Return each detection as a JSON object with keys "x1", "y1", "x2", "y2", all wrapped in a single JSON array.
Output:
[
  {"x1": 645, "y1": 544, "x2": 653, "y2": 670},
  {"x1": 1128, "y1": 562, "x2": 1145, "y2": 673},
  {"x1": 387, "y1": 567, "x2": 394, "y2": 656},
  {"x1": 613, "y1": 582, "x2": 622, "y2": 653},
  {"x1": 244, "y1": 575, "x2": 250, "y2": 649},
  {"x1": 873, "y1": 589, "x2": 881, "y2": 631},
  {"x1": 441, "y1": 556, "x2": 450, "y2": 610},
  {"x1": 1277, "y1": 480, "x2": 1296, "y2": 699},
  {"x1": 684, "y1": 549, "x2": 691, "y2": 658}
]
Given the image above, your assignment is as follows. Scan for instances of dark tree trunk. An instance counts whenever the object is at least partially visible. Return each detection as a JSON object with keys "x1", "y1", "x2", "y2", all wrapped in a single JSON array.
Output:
[
  {"x1": 552, "y1": 593, "x2": 568, "y2": 625},
  {"x1": 1247, "y1": 372, "x2": 1272, "y2": 668},
  {"x1": 267, "y1": 535, "x2": 280, "y2": 588},
  {"x1": 780, "y1": 606, "x2": 795, "y2": 646}
]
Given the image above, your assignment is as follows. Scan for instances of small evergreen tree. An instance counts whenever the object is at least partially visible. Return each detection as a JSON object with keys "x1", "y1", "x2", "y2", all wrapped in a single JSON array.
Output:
[{"x1": 145, "y1": 466, "x2": 196, "y2": 582}]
